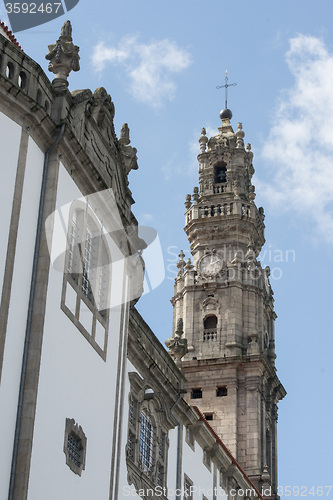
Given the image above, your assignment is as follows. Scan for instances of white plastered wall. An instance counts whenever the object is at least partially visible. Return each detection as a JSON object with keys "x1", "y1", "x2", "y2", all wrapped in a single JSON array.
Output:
[
  {"x1": 28, "y1": 163, "x2": 130, "y2": 499},
  {"x1": 0, "y1": 129, "x2": 44, "y2": 499}
]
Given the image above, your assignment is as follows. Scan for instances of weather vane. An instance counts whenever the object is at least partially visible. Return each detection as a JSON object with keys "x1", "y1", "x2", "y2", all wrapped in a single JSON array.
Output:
[{"x1": 216, "y1": 70, "x2": 237, "y2": 109}]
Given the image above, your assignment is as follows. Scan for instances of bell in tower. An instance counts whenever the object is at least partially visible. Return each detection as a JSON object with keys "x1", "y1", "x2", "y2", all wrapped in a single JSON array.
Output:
[{"x1": 166, "y1": 103, "x2": 286, "y2": 497}]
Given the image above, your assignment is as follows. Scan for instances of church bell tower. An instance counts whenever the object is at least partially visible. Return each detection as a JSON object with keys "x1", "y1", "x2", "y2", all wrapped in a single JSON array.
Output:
[{"x1": 166, "y1": 105, "x2": 286, "y2": 495}]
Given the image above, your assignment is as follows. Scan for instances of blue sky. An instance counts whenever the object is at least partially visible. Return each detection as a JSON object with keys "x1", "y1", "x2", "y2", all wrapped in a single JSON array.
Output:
[{"x1": 3, "y1": 0, "x2": 333, "y2": 495}]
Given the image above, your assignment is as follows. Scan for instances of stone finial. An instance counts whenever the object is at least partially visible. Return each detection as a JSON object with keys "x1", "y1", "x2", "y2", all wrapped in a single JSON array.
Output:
[
  {"x1": 246, "y1": 143, "x2": 251, "y2": 151},
  {"x1": 233, "y1": 179, "x2": 241, "y2": 199},
  {"x1": 249, "y1": 184, "x2": 256, "y2": 202},
  {"x1": 46, "y1": 21, "x2": 80, "y2": 88},
  {"x1": 184, "y1": 258, "x2": 194, "y2": 272},
  {"x1": 119, "y1": 123, "x2": 130, "y2": 145},
  {"x1": 61, "y1": 20, "x2": 72, "y2": 37},
  {"x1": 245, "y1": 240, "x2": 256, "y2": 263},
  {"x1": 118, "y1": 123, "x2": 139, "y2": 174},
  {"x1": 192, "y1": 187, "x2": 199, "y2": 203},
  {"x1": 199, "y1": 127, "x2": 208, "y2": 153},
  {"x1": 176, "y1": 318, "x2": 183, "y2": 335},
  {"x1": 231, "y1": 250, "x2": 242, "y2": 266},
  {"x1": 176, "y1": 250, "x2": 186, "y2": 277},
  {"x1": 165, "y1": 318, "x2": 188, "y2": 368},
  {"x1": 185, "y1": 194, "x2": 192, "y2": 210},
  {"x1": 235, "y1": 122, "x2": 245, "y2": 149}
]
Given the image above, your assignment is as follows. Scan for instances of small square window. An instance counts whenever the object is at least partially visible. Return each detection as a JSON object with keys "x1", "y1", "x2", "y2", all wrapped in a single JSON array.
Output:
[
  {"x1": 204, "y1": 413, "x2": 213, "y2": 421},
  {"x1": 64, "y1": 418, "x2": 87, "y2": 476},
  {"x1": 216, "y1": 386, "x2": 228, "y2": 397},
  {"x1": 191, "y1": 388, "x2": 202, "y2": 399}
]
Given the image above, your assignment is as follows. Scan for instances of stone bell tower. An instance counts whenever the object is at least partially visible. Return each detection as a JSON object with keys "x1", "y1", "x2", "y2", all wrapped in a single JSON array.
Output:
[{"x1": 166, "y1": 107, "x2": 286, "y2": 496}]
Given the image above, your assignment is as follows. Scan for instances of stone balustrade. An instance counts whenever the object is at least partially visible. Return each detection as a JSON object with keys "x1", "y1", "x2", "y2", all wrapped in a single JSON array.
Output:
[{"x1": 186, "y1": 200, "x2": 257, "y2": 224}]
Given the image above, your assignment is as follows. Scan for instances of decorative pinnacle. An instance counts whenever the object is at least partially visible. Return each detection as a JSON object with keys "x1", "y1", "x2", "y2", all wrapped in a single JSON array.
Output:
[
  {"x1": 46, "y1": 20, "x2": 80, "y2": 88},
  {"x1": 216, "y1": 70, "x2": 237, "y2": 109}
]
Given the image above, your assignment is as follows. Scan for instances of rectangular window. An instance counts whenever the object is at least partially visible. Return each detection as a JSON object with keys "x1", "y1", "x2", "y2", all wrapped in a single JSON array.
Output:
[
  {"x1": 204, "y1": 413, "x2": 213, "y2": 421},
  {"x1": 216, "y1": 386, "x2": 228, "y2": 397},
  {"x1": 191, "y1": 388, "x2": 202, "y2": 399},
  {"x1": 139, "y1": 412, "x2": 154, "y2": 472},
  {"x1": 61, "y1": 205, "x2": 110, "y2": 360}
]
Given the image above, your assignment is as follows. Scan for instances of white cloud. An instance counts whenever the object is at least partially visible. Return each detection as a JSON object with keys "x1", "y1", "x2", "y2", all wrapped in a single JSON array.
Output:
[
  {"x1": 92, "y1": 36, "x2": 191, "y2": 108},
  {"x1": 259, "y1": 34, "x2": 333, "y2": 243}
]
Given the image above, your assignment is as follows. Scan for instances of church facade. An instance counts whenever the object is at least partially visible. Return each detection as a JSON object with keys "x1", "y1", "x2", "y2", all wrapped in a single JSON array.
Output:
[{"x1": 0, "y1": 21, "x2": 284, "y2": 500}]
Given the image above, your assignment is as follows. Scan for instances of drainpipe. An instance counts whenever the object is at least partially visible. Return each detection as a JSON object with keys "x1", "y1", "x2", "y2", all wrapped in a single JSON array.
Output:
[
  {"x1": 170, "y1": 390, "x2": 187, "y2": 500},
  {"x1": 8, "y1": 124, "x2": 65, "y2": 500}
]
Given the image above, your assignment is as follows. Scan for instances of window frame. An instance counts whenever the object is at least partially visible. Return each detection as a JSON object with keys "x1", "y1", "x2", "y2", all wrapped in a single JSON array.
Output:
[
  {"x1": 61, "y1": 201, "x2": 111, "y2": 360},
  {"x1": 126, "y1": 373, "x2": 170, "y2": 492}
]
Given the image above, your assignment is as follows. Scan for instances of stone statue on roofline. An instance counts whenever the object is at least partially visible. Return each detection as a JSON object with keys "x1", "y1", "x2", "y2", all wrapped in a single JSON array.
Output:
[{"x1": 46, "y1": 20, "x2": 80, "y2": 88}]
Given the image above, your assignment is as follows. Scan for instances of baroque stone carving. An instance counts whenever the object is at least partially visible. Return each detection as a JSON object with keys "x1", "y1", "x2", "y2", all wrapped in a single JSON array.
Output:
[
  {"x1": 165, "y1": 318, "x2": 188, "y2": 368},
  {"x1": 46, "y1": 20, "x2": 80, "y2": 87},
  {"x1": 119, "y1": 123, "x2": 139, "y2": 175}
]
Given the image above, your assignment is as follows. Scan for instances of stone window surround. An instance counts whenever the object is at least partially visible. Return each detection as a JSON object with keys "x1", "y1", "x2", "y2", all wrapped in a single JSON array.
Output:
[
  {"x1": 61, "y1": 200, "x2": 111, "y2": 360},
  {"x1": 63, "y1": 418, "x2": 87, "y2": 476},
  {"x1": 203, "y1": 448, "x2": 212, "y2": 471},
  {"x1": 185, "y1": 425, "x2": 195, "y2": 451},
  {"x1": 184, "y1": 473, "x2": 194, "y2": 500}
]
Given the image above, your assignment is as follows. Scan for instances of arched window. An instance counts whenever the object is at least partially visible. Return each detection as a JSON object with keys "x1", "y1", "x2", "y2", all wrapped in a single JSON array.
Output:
[
  {"x1": 127, "y1": 373, "x2": 169, "y2": 491},
  {"x1": 203, "y1": 315, "x2": 218, "y2": 341},
  {"x1": 214, "y1": 162, "x2": 227, "y2": 184}
]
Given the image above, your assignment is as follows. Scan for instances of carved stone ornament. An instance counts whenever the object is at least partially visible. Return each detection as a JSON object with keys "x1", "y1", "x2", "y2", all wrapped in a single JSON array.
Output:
[
  {"x1": 118, "y1": 123, "x2": 139, "y2": 175},
  {"x1": 165, "y1": 318, "x2": 188, "y2": 368},
  {"x1": 46, "y1": 20, "x2": 80, "y2": 87}
]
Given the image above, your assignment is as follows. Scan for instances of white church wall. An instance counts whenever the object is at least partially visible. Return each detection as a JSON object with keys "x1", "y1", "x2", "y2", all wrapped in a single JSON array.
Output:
[
  {"x1": 0, "y1": 135, "x2": 44, "y2": 499},
  {"x1": 181, "y1": 430, "x2": 215, "y2": 499},
  {"x1": 166, "y1": 425, "x2": 178, "y2": 495},
  {"x1": 27, "y1": 163, "x2": 129, "y2": 499},
  {"x1": 0, "y1": 111, "x2": 21, "y2": 290}
]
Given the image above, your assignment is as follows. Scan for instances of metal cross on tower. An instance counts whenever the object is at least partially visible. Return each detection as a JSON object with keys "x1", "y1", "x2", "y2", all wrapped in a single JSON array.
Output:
[{"x1": 216, "y1": 70, "x2": 237, "y2": 109}]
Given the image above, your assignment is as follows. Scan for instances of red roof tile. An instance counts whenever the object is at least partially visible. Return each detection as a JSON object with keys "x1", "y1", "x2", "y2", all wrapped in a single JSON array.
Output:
[{"x1": 0, "y1": 21, "x2": 22, "y2": 50}]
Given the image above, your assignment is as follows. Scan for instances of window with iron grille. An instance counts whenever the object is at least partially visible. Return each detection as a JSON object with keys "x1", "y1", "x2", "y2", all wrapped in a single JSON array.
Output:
[
  {"x1": 139, "y1": 411, "x2": 154, "y2": 472},
  {"x1": 64, "y1": 418, "x2": 87, "y2": 476},
  {"x1": 127, "y1": 374, "x2": 169, "y2": 491},
  {"x1": 191, "y1": 388, "x2": 202, "y2": 399},
  {"x1": 67, "y1": 432, "x2": 82, "y2": 466}
]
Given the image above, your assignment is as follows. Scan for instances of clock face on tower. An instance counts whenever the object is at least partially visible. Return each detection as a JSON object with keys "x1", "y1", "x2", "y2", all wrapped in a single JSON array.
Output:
[{"x1": 199, "y1": 253, "x2": 223, "y2": 277}]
